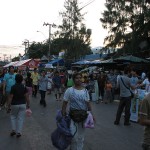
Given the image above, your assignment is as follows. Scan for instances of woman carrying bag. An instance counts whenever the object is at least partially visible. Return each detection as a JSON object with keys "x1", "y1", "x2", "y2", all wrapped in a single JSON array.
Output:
[{"x1": 62, "y1": 73, "x2": 95, "y2": 150}]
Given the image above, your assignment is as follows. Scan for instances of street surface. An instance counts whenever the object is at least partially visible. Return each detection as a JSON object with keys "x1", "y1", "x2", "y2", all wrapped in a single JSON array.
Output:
[{"x1": 0, "y1": 92, "x2": 143, "y2": 150}]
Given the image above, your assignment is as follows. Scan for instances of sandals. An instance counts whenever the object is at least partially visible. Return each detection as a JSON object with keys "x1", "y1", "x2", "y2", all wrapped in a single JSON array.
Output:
[
  {"x1": 16, "y1": 133, "x2": 22, "y2": 138},
  {"x1": 10, "y1": 131, "x2": 16, "y2": 136},
  {"x1": 10, "y1": 131, "x2": 21, "y2": 138}
]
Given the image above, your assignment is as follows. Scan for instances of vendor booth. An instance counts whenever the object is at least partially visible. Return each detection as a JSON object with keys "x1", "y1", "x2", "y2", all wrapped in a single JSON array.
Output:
[
  {"x1": 3, "y1": 59, "x2": 40, "y2": 70},
  {"x1": 45, "y1": 58, "x2": 64, "y2": 68},
  {"x1": 130, "y1": 89, "x2": 149, "y2": 122}
]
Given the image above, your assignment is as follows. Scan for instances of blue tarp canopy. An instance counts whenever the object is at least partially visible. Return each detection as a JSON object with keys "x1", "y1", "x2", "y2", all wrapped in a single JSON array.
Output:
[
  {"x1": 72, "y1": 60, "x2": 91, "y2": 65},
  {"x1": 82, "y1": 54, "x2": 107, "y2": 61},
  {"x1": 72, "y1": 59, "x2": 115, "y2": 65},
  {"x1": 46, "y1": 58, "x2": 64, "y2": 66}
]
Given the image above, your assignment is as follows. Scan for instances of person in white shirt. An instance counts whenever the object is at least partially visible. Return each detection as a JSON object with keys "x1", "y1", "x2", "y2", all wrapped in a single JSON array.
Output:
[
  {"x1": 141, "y1": 72, "x2": 146, "y2": 81},
  {"x1": 138, "y1": 73, "x2": 150, "y2": 93}
]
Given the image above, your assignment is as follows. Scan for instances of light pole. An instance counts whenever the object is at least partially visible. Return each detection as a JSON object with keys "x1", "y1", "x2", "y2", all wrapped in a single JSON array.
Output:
[
  {"x1": 22, "y1": 39, "x2": 29, "y2": 59},
  {"x1": 43, "y1": 22, "x2": 56, "y2": 61},
  {"x1": 37, "y1": 31, "x2": 47, "y2": 42}
]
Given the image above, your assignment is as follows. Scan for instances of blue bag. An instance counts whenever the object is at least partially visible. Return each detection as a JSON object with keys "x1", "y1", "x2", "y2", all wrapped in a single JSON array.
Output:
[{"x1": 51, "y1": 110, "x2": 73, "y2": 150}]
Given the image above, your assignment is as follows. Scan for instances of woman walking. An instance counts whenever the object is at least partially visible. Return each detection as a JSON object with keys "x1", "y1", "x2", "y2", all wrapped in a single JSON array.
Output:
[
  {"x1": 7, "y1": 74, "x2": 30, "y2": 138},
  {"x1": 62, "y1": 73, "x2": 95, "y2": 150}
]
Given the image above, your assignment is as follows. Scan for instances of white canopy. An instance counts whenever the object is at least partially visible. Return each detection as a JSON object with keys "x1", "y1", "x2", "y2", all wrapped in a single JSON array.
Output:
[{"x1": 45, "y1": 64, "x2": 53, "y2": 68}]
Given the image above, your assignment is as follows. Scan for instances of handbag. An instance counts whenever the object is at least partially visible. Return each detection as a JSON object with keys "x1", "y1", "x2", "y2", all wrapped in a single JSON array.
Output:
[
  {"x1": 120, "y1": 77, "x2": 134, "y2": 98},
  {"x1": 69, "y1": 109, "x2": 88, "y2": 123}
]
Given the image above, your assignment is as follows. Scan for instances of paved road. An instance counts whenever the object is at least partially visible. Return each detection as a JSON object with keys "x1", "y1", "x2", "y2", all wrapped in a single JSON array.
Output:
[{"x1": 0, "y1": 93, "x2": 143, "y2": 150}]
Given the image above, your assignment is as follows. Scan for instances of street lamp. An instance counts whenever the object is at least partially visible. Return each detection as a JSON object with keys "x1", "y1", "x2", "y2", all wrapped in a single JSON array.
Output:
[
  {"x1": 43, "y1": 22, "x2": 56, "y2": 61},
  {"x1": 37, "y1": 31, "x2": 47, "y2": 40}
]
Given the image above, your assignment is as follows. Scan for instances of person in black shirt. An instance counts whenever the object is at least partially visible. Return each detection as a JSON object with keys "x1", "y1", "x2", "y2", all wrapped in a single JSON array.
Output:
[
  {"x1": 7, "y1": 74, "x2": 30, "y2": 138},
  {"x1": 25, "y1": 72, "x2": 33, "y2": 96}
]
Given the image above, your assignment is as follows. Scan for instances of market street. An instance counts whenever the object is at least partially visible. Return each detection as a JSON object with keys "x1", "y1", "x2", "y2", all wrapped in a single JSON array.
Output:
[{"x1": 0, "y1": 92, "x2": 143, "y2": 150}]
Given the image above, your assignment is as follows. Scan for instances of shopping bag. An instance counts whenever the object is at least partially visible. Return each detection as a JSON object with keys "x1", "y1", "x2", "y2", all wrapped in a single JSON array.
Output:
[
  {"x1": 84, "y1": 112, "x2": 94, "y2": 128},
  {"x1": 26, "y1": 108, "x2": 32, "y2": 117}
]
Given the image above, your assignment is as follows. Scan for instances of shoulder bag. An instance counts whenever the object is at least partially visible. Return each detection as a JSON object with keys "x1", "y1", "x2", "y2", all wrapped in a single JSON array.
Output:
[{"x1": 120, "y1": 77, "x2": 134, "y2": 98}]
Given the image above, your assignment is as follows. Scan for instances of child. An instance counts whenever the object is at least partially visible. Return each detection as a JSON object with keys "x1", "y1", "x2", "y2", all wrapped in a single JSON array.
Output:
[
  {"x1": 25, "y1": 72, "x2": 33, "y2": 97},
  {"x1": 67, "y1": 74, "x2": 74, "y2": 88},
  {"x1": 104, "y1": 80, "x2": 112, "y2": 104}
]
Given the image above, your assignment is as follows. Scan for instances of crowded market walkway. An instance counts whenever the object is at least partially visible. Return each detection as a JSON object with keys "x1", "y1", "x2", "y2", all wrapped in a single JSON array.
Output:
[{"x1": 0, "y1": 92, "x2": 143, "y2": 150}]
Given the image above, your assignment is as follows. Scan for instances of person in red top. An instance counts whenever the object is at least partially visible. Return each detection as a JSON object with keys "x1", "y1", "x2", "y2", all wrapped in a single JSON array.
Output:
[{"x1": 104, "y1": 80, "x2": 112, "y2": 104}]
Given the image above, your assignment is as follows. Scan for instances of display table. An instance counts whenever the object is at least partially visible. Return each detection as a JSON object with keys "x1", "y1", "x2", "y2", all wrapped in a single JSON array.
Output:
[{"x1": 130, "y1": 89, "x2": 148, "y2": 122}]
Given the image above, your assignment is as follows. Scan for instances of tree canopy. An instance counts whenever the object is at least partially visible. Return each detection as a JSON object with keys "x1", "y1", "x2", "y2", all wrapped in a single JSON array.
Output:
[
  {"x1": 27, "y1": 0, "x2": 92, "y2": 61},
  {"x1": 55, "y1": 0, "x2": 92, "y2": 61},
  {"x1": 100, "y1": 0, "x2": 150, "y2": 57}
]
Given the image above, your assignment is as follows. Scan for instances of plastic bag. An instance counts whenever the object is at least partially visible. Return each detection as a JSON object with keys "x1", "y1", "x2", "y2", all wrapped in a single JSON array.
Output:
[
  {"x1": 26, "y1": 108, "x2": 32, "y2": 117},
  {"x1": 84, "y1": 112, "x2": 94, "y2": 128}
]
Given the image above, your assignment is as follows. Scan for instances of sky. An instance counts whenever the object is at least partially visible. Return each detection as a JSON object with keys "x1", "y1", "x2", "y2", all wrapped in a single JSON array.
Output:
[{"x1": 0, "y1": 0, "x2": 107, "y2": 60}]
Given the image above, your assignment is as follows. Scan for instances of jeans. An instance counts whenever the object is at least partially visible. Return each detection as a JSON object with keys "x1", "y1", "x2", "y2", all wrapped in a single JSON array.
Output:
[
  {"x1": 70, "y1": 120, "x2": 85, "y2": 150},
  {"x1": 32, "y1": 85, "x2": 38, "y2": 97},
  {"x1": 40, "y1": 90, "x2": 46, "y2": 106},
  {"x1": 10, "y1": 104, "x2": 26, "y2": 134},
  {"x1": 115, "y1": 97, "x2": 131, "y2": 123}
]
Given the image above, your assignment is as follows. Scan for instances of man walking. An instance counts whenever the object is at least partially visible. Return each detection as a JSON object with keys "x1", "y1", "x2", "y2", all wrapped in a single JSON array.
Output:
[
  {"x1": 114, "y1": 67, "x2": 133, "y2": 126},
  {"x1": 31, "y1": 68, "x2": 39, "y2": 97},
  {"x1": 3, "y1": 66, "x2": 16, "y2": 108}
]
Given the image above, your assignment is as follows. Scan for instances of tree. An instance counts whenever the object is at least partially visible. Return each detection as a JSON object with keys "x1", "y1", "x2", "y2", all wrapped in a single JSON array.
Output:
[
  {"x1": 100, "y1": 0, "x2": 150, "y2": 56},
  {"x1": 27, "y1": 41, "x2": 48, "y2": 59},
  {"x1": 12, "y1": 56, "x2": 19, "y2": 62},
  {"x1": 56, "y1": 0, "x2": 92, "y2": 61}
]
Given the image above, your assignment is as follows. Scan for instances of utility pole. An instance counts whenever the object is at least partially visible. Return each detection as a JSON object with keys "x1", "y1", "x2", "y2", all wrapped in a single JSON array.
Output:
[
  {"x1": 3, "y1": 54, "x2": 6, "y2": 62},
  {"x1": 22, "y1": 39, "x2": 29, "y2": 59},
  {"x1": 43, "y1": 22, "x2": 56, "y2": 61}
]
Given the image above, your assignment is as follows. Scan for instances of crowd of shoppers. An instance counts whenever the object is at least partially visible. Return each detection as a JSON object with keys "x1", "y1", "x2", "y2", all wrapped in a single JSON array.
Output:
[{"x1": 0, "y1": 65, "x2": 149, "y2": 150}]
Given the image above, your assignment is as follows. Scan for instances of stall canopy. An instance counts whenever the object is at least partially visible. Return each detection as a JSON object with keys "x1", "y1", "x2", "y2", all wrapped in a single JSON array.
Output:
[
  {"x1": 3, "y1": 59, "x2": 40, "y2": 69},
  {"x1": 45, "y1": 58, "x2": 64, "y2": 67},
  {"x1": 3, "y1": 61, "x2": 19, "y2": 68},
  {"x1": 72, "y1": 60, "x2": 91, "y2": 65},
  {"x1": 82, "y1": 54, "x2": 107, "y2": 61},
  {"x1": 13, "y1": 59, "x2": 31, "y2": 67},
  {"x1": 114, "y1": 55, "x2": 150, "y2": 63},
  {"x1": 72, "y1": 59, "x2": 115, "y2": 65}
]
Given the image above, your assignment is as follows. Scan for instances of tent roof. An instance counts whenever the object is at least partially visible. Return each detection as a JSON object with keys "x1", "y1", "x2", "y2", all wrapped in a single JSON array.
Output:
[
  {"x1": 72, "y1": 59, "x2": 115, "y2": 65},
  {"x1": 72, "y1": 60, "x2": 91, "y2": 65},
  {"x1": 41, "y1": 55, "x2": 48, "y2": 61},
  {"x1": 3, "y1": 61, "x2": 19, "y2": 68},
  {"x1": 13, "y1": 59, "x2": 31, "y2": 67},
  {"x1": 46, "y1": 58, "x2": 64, "y2": 66},
  {"x1": 82, "y1": 54, "x2": 107, "y2": 61},
  {"x1": 114, "y1": 55, "x2": 150, "y2": 63}
]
